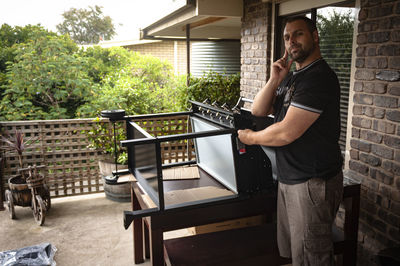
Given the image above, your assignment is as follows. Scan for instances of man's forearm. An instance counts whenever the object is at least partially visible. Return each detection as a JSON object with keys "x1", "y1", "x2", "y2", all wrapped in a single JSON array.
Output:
[
  {"x1": 251, "y1": 78, "x2": 280, "y2": 117},
  {"x1": 238, "y1": 106, "x2": 320, "y2": 147},
  {"x1": 238, "y1": 121, "x2": 293, "y2": 147}
]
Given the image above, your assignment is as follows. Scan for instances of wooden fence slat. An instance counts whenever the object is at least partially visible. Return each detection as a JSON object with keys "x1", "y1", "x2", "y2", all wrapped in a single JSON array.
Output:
[{"x1": 0, "y1": 115, "x2": 194, "y2": 198}]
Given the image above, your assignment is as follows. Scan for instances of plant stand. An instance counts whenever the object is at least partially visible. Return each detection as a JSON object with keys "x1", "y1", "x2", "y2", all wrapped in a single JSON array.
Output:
[{"x1": 99, "y1": 109, "x2": 129, "y2": 202}]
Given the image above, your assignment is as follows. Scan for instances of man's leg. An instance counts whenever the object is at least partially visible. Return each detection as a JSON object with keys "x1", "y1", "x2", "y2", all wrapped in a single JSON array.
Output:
[
  {"x1": 277, "y1": 172, "x2": 343, "y2": 266},
  {"x1": 277, "y1": 182, "x2": 292, "y2": 258}
]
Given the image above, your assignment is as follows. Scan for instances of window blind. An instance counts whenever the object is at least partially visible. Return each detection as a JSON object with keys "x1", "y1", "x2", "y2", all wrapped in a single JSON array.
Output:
[{"x1": 317, "y1": 11, "x2": 354, "y2": 151}]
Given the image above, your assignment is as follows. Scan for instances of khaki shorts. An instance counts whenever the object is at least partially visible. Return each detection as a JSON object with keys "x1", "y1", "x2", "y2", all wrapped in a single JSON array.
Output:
[{"x1": 277, "y1": 171, "x2": 343, "y2": 266}]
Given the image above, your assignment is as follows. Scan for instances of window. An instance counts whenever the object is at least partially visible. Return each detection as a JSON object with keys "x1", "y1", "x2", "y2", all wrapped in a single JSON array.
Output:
[{"x1": 275, "y1": 1, "x2": 355, "y2": 151}]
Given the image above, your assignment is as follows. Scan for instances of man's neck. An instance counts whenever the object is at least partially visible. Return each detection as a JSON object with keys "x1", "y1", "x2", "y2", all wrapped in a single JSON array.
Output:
[{"x1": 295, "y1": 51, "x2": 322, "y2": 70}]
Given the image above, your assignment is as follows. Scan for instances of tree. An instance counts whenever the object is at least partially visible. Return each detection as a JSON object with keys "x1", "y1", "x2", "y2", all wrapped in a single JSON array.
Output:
[
  {"x1": 78, "y1": 45, "x2": 131, "y2": 84},
  {"x1": 56, "y1": 5, "x2": 116, "y2": 44},
  {"x1": 76, "y1": 48, "x2": 187, "y2": 117},
  {"x1": 0, "y1": 32, "x2": 96, "y2": 120},
  {"x1": 0, "y1": 24, "x2": 53, "y2": 96},
  {"x1": 317, "y1": 10, "x2": 354, "y2": 76}
]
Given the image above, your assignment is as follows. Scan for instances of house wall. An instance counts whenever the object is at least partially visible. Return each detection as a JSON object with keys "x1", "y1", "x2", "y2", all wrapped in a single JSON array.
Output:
[
  {"x1": 124, "y1": 40, "x2": 190, "y2": 75},
  {"x1": 241, "y1": 0, "x2": 400, "y2": 264},
  {"x1": 348, "y1": 0, "x2": 400, "y2": 264},
  {"x1": 240, "y1": 0, "x2": 273, "y2": 100}
]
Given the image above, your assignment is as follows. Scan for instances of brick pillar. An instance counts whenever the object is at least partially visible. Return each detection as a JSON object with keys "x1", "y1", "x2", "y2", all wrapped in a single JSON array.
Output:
[
  {"x1": 240, "y1": 0, "x2": 273, "y2": 100},
  {"x1": 348, "y1": 0, "x2": 400, "y2": 264}
]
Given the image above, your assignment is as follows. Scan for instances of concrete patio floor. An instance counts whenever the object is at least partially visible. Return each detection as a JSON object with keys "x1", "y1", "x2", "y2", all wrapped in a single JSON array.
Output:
[{"x1": 0, "y1": 193, "x2": 152, "y2": 266}]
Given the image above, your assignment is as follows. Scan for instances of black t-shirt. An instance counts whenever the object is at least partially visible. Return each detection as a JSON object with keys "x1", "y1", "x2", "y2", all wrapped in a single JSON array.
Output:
[{"x1": 273, "y1": 59, "x2": 343, "y2": 184}]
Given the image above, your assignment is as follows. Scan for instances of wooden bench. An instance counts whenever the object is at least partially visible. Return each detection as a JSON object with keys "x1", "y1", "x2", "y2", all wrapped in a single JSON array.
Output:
[{"x1": 164, "y1": 177, "x2": 360, "y2": 266}]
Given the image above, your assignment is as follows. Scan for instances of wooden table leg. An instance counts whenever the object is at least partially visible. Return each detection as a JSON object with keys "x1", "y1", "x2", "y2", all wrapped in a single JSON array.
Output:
[
  {"x1": 132, "y1": 183, "x2": 144, "y2": 264},
  {"x1": 144, "y1": 219, "x2": 150, "y2": 259},
  {"x1": 342, "y1": 186, "x2": 360, "y2": 266},
  {"x1": 149, "y1": 224, "x2": 164, "y2": 266}
]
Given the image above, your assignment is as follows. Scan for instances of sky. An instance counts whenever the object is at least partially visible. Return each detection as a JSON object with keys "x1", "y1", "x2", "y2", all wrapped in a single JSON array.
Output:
[{"x1": 0, "y1": 0, "x2": 186, "y2": 41}]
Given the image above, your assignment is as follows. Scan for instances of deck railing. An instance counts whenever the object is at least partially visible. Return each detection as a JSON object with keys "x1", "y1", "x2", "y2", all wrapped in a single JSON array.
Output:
[{"x1": 0, "y1": 114, "x2": 193, "y2": 198}]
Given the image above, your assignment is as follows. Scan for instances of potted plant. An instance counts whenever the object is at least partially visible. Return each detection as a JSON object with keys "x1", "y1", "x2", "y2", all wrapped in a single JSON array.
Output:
[
  {"x1": 86, "y1": 117, "x2": 131, "y2": 202},
  {"x1": 86, "y1": 117, "x2": 128, "y2": 176},
  {"x1": 1, "y1": 130, "x2": 34, "y2": 217},
  {"x1": 1, "y1": 130, "x2": 29, "y2": 170}
]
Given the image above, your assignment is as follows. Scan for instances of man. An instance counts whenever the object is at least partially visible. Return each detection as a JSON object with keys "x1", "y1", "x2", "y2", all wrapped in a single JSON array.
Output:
[{"x1": 238, "y1": 16, "x2": 343, "y2": 265}]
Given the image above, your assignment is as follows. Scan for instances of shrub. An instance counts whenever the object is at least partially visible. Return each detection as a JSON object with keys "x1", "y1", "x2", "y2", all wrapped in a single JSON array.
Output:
[
  {"x1": 77, "y1": 49, "x2": 187, "y2": 117},
  {"x1": 187, "y1": 71, "x2": 240, "y2": 108},
  {"x1": 85, "y1": 117, "x2": 127, "y2": 164},
  {"x1": 0, "y1": 29, "x2": 95, "y2": 120},
  {"x1": 79, "y1": 45, "x2": 131, "y2": 84},
  {"x1": 0, "y1": 24, "x2": 54, "y2": 96}
]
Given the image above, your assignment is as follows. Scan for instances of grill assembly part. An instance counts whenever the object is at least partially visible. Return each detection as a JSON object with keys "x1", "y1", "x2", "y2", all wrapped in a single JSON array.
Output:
[{"x1": 121, "y1": 99, "x2": 276, "y2": 229}]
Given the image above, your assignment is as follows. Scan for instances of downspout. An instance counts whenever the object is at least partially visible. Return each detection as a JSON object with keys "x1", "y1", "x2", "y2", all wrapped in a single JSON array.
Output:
[{"x1": 186, "y1": 24, "x2": 191, "y2": 86}]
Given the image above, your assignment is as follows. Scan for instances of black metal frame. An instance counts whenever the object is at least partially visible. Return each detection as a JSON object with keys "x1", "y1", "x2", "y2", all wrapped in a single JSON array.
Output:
[{"x1": 121, "y1": 101, "x2": 275, "y2": 229}]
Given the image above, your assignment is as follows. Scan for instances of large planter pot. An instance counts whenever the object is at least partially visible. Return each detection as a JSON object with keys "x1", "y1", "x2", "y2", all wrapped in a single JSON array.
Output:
[
  {"x1": 101, "y1": 176, "x2": 131, "y2": 202},
  {"x1": 8, "y1": 175, "x2": 31, "y2": 207},
  {"x1": 98, "y1": 160, "x2": 128, "y2": 177},
  {"x1": 98, "y1": 160, "x2": 130, "y2": 202}
]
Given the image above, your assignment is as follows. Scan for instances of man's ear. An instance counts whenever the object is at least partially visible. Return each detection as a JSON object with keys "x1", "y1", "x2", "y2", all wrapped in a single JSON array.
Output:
[{"x1": 313, "y1": 30, "x2": 319, "y2": 44}]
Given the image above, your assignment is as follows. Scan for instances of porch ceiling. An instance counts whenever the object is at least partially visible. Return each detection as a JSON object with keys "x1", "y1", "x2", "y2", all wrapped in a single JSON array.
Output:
[{"x1": 140, "y1": 0, "x2": 242, "y2": 40}]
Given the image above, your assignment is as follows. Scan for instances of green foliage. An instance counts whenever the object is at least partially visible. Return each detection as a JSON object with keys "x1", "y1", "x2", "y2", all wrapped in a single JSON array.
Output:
[
  {"x1": 0, "y1": 31, "x2": 96, "y2": 120},
  {"x1": 317, "y1": 10, "x2": 354, "y2": 87},
  {"x1": 56, "y1": 5, "x2": 116, "y2": 44},
  {"x1": 0, "y1": 24, "x2": 54, "y2": 95},
  {"x1": 317, "y1": 10, "x2": 354, "y2": 42},
  {"x1": 187, "y1": 71, "x2": 240, "y2": 108},
  {"x1": 85, "y1": 117, "x2": 127, "y2": 164},
  {"x1": 78, "y1": 45, "x2": 131, "y2": 84},
  {"x1": 77, "y1": 49, "x2": 187, "y2": 117},
  {"x1": 317, "y1": 10, "x2": 354, "y2": 70},
  {"x1": 0, "y1": 26, "x2": 187, "y2": 121}
]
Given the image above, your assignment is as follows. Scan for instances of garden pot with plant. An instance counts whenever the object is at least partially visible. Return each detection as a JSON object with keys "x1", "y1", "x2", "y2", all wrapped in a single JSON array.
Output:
[
  {"x1": 1, "y1": 130, "x2": 50, "y2": 220},
  {"x1": 86, "y1": 117, "x2": 130, "y2": 202},
  {"x1": 1, "y1": 130, "x2": 31, "y2": 218},
  {"x1": 87, "y1": 117, "x2": 128, "y2": 175}
]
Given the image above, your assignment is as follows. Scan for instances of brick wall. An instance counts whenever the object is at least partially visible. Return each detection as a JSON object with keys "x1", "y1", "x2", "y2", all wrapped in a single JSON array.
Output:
[
  {"x1": 124, "y1": 40, "x2": 190, "y2": 75},
  {"x1": 349, "y1": 0, "x2": 400, "y2": 264},
  {"x1": 240, "y1": 0, "x2": 272, "y2": 100}
]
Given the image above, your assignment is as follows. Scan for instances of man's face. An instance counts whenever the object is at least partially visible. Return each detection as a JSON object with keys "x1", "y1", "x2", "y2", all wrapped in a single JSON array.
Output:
[{"x1": 283, "y1": 20, "x2": 317, "y2": 63}]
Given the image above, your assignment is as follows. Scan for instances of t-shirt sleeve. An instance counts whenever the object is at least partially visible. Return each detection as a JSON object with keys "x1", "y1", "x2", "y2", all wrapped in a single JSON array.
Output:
[{"x1": 291, "y1": 71, "x2": 337, "y2": 114}]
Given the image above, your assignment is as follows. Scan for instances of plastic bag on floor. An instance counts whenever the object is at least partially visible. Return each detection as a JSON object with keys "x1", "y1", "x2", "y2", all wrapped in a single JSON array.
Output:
[{"x1": 0, "y1": 242, "x2": 57, "y2": 266}]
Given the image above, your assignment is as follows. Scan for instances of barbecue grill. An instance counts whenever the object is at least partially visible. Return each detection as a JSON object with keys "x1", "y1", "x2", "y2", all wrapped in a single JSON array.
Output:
[{"x1": 121, "y1": 99, "x2": 277, "y2": 229}]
